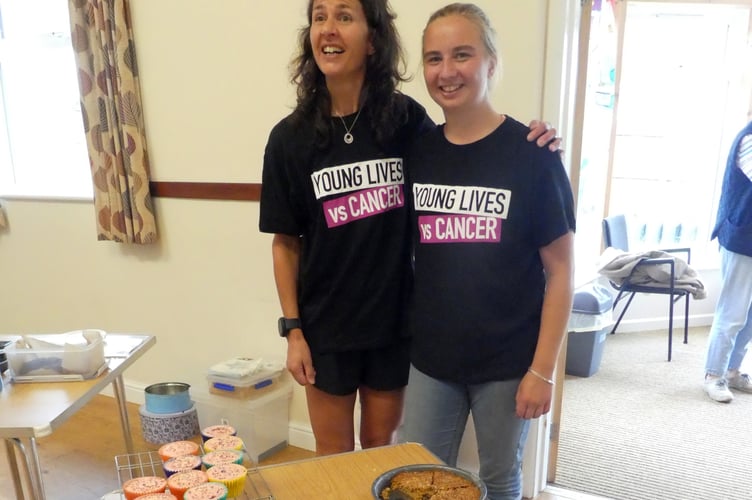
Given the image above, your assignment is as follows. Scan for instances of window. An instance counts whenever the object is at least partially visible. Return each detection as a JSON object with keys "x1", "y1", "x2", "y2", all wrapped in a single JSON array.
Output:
[
  {"x1": 575, "y1": 1, "x2": 751, "y2": 276},
  {"x1": 0, "y1": 0, "x2": 92, "y2": 199}
]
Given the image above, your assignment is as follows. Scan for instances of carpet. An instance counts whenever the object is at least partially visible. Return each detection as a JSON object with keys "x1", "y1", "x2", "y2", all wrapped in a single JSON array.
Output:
[{"x1": 554, "y1": 327, "x2": 752, "y2": 500}]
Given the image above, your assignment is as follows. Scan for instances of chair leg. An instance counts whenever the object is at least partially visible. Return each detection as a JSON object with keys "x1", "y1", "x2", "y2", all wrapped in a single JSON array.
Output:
[
  {"x1": 610, "y1": 292, "x2": 636, "y2": 335},
  {"x1": 667, "y1": 293, "x2": 675, "y2": 362},
  {"x1": 683, "y1": 294, "x2": 690, "y2": 344}
]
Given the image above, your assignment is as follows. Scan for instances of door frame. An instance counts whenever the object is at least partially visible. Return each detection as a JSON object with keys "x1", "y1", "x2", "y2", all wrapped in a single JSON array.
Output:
[{"x1": 531, "y1": 1, "x2": 752, "y2": 498}]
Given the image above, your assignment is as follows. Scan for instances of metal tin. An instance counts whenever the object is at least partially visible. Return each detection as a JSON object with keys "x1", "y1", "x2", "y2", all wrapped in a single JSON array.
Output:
[
  {"x1": 371, "y1": 463, "x2": 488, "y2": 500},
  {"x1": 144, "y1": 382, "x2": 192, "y2": 414}
]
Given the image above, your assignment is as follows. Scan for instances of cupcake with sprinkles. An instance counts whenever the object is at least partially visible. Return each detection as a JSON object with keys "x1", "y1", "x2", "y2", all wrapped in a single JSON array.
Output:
[
  {"x1": 200, "y1": 424, "x2": 237, "y2": 442},
  {"x1": 201, "y1": 449, "x2": 244, "y2": 469},
  {"x1": 183, "y1": 482, "x2": 229, "y2": 500},
  {"x1": 205, "y1": 463, "x2": 247, "y2": 497},
  {"x1": 158, "y1": 440, "x2": 201, "y2": 462},
  {"x1": 163, "y1": 454, "x2": 203, "y2": 477},
  {"x1": 166, "y1": 469, "x2": 208, "y2": 500},
  {"x1": 122, "y1": 476, "x2": 168, "y2": 500},
  {"x1": 203, "y1": 435, "x2": 244, "y2": 454},
  {"x1": 133, "y1": 494, "x2": 178, "y2": 500}
]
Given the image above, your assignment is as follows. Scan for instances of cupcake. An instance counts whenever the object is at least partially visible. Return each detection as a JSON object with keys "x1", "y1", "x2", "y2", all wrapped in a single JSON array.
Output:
[
  {"x1": 166, "y1": 469, "x2": 208, "y2": 500},
  {"x1": 203, "y1": 435, "x2": 244, "y2": 453},
  {"x1": 158, "y1": 440, "x2": 201, "y2": 462},
  {"x1": 201, "y1": 450, "x2": 244, "y2": 469},
  {"x1": 133, "y1": 495, "x2": 178, "y2": 500},
  {"x1": 184, "y1": 482, "x2": 229, "y2": 500},
  {"x1": 200, "y1": 424, "x2": 237, "y2": 442},
  {"x1": 163, "y1": 454, "x2": 203, "y2": 477},
  {"x1": 205, "y1": 463, "x2": 247, "y2": 498},
  {"x1": 122, "y1": 476, "x2": 168, "y2": 500}
]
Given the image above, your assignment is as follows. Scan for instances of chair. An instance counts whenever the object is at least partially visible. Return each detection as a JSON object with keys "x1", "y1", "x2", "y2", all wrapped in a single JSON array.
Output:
[{"x1": 602, "y1": 214, "x2": 691, "y2": 361}]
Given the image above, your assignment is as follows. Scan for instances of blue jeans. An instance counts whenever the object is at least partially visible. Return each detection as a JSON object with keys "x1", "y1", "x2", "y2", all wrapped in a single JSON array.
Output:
[
  {"x1": 705, "y1": 246, "x2": 752, "y2": 376},
  {"x1": 398, "y1": 365, "x2": 530, "y2": 500}
]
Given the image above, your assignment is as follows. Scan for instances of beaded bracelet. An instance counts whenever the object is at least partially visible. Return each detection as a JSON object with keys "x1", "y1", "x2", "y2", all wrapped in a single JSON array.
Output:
[{"x1": 527, "y1": 367, "x2": 554, "y2": 385}]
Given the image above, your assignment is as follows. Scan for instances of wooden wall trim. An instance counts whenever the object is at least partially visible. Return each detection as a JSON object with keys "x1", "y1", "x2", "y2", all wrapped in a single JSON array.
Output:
[{"x1": 149, "y1": 181, "x2": 261, "y2": 201}]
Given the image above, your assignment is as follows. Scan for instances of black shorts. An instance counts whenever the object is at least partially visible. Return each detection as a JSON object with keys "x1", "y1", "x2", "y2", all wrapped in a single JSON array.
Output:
[{"x1": 311, "y1": 341, "x2": 411, "y2": 396}]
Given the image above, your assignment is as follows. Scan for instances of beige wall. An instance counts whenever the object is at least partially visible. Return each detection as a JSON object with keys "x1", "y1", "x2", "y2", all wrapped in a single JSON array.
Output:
[{"x1": 0, "y1": 0, "x2": 564, "y2": 448}]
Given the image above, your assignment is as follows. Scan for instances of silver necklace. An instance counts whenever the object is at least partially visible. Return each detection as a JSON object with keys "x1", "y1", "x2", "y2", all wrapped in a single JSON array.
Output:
[{"x1": 337, "y1": 108, "x2": 362, "y2": 144}]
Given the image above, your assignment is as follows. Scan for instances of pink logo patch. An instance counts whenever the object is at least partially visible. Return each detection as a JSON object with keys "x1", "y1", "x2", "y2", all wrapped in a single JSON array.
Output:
[
  {"x1": 323, "y1": 185, "x2": 404, "y2": 228},
  {"x1": 418, "y1": 214, "x2": 501, "y2": 243}
]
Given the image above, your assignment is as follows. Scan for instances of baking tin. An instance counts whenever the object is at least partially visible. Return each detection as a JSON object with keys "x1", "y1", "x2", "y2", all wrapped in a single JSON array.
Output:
[
  {"x1": 144, "y1": 382, "x2": 192, "y2": 414},
  {"x1": 371, "y1": 463, "x2": 488, "y2": 499}
]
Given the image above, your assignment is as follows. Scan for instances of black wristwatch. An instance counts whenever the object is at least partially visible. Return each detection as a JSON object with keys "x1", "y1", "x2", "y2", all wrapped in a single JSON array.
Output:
[{"x1": 278, "y1": 317, "x2": 302, "y2": 337}]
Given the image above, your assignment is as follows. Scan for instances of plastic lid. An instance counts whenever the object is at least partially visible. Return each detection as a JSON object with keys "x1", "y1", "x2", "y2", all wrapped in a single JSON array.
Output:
[
  {"x1": 572, "y1": 283, "x2": 614, "y2": 314},
  {"x1": 207, "y1": 367, "x2": 282, "y2": 388}
]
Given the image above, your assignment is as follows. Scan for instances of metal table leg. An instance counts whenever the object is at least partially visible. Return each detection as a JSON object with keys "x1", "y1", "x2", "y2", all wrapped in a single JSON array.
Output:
[
  {"x1": 7, "y1": 437, "x2": 46, "y2": 499},
  {"x1": 5, "y1": 438, "x2": 25, "y2": 499},
  {"x1": 112, "y1": 374, "x2": 134, "y2": 453},
  {"x1": 25, "y1": 438, "x2": 45, "y2": 499}
]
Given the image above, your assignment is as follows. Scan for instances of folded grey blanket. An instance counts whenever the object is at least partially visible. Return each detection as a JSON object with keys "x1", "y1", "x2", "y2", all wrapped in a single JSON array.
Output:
[{"x1": 597, "y1": 247, "x2": 707, "y2": 300}]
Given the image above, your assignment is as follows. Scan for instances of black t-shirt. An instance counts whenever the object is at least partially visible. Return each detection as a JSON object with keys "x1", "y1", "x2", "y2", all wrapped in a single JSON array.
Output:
[
  {"x1": 259, "y1": 94, "x2": 433, "y2": 353},
  {"x1": 407, "y1": 117, "x2": 576, "y2": 383}
]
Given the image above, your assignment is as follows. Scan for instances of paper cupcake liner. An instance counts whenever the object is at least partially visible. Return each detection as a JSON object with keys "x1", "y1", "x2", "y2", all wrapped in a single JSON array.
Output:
[
  {"x1": 208, "y1": 475, "x2": 246, "y2": 498},
  {"x1": 206, "y1": 464, "x2": 247, "y2": 498}
]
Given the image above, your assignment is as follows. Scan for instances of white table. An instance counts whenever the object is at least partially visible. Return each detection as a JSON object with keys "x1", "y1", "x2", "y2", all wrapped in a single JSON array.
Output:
[{"x1": 0, "y1": 333, "x2": 155, "y2": 500}]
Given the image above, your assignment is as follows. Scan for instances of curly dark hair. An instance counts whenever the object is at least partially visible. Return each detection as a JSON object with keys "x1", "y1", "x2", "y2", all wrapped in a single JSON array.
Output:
[{"x1": 290, "y1": 0, "x2": 411, "y2": 149}]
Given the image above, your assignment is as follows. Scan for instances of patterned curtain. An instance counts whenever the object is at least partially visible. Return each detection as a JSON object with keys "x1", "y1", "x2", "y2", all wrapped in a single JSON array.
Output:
[{"x1": 67, "y1": 0, "x2": 157, "y2": 243}]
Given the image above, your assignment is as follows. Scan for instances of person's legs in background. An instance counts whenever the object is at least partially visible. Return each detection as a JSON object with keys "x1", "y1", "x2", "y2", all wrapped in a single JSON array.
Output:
[
  {"x1": 725, "y1": 302, "x2": 752, "y2": 393},
  {"x1": 704, "y1": 247, "x2": 752, "y2": 402}
]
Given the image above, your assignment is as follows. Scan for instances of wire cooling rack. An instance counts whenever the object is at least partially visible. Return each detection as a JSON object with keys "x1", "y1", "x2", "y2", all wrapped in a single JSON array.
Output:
[{"x1": 112, "y1": 449, "x2": 274, "y2": 499}]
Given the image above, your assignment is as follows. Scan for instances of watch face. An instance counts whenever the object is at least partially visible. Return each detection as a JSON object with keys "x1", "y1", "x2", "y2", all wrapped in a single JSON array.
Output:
[{"x1": 278, "y1": 317, "x2": 287, "y2": 337}]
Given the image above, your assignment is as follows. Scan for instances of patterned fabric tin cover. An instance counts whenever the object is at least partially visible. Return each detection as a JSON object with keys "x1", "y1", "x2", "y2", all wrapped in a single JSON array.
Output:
[{"x1": 139, "y1": 405, "x2": 200, "y2": 445}]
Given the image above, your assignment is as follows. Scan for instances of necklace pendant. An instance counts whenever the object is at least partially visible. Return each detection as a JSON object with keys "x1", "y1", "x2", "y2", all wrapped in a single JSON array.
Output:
[{"x1": 344, "y1": 133, "x2": 354, "y2": 144}]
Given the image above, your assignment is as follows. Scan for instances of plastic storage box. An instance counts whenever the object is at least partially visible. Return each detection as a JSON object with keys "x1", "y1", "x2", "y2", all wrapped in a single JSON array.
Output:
[
  {"x1": 566, "y1": 283, "x2": 614, "y2": 377},
  {"x1": 4, "y1": 330, "x2": 106, "y2": 381},
  {"x1": 191, "y1": 379, "x2": 293, "y2": 464},
  {"x1": 207, "y1": 369, "x2": 283, "y2": 399},
  {"x1": 206, "y1": 358, "x2": 284, "y2": 399}
]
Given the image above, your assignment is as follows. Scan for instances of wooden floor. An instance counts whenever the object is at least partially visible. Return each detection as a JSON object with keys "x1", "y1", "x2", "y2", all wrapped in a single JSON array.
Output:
[{"x1": 0, "y1": 394, "x2": 603, "y2": 500}]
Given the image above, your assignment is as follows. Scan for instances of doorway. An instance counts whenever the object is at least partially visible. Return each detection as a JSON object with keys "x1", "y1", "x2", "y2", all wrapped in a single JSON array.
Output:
[
  {"x1": 574, "y1": 0, "x2": 752, "y2": 274},
  {"x1": 551, "y1": 1, "x2": 752, "y2": 498}
]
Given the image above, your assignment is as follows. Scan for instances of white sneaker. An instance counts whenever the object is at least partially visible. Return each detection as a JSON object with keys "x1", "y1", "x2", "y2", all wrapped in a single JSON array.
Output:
[
  {"x1": 704, "y1": 378, "x2": 733, "y2": 403},
  {"x1": 727, "y1": 373, "x2": 752, "y2": 393}
]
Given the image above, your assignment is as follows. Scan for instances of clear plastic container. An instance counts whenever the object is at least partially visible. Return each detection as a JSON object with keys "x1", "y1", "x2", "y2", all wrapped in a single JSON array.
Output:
[
  {"x1": 207, "y1": 369, "x2": 283, "y2": 399},
  {"x1": 5, "y1": 330, "x2": 106, "y2": 381}
]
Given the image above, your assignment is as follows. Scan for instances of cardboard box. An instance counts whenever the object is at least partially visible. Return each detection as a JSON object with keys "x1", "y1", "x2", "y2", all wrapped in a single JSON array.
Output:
[{"x1": 191, "y1": 379, "x2": 293, "y2": 464}]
